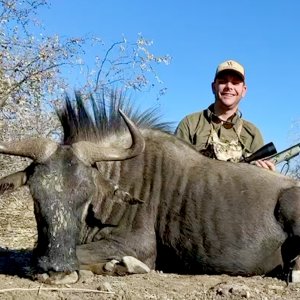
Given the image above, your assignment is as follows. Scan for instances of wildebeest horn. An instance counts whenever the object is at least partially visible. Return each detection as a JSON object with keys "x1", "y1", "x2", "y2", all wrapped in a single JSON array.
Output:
[
  {"x1": 72, "y1": 109, "x2": 145, "y2": 165},
  {"x1": 0, "y1": 138, "x2": 58, "y2": 162}
]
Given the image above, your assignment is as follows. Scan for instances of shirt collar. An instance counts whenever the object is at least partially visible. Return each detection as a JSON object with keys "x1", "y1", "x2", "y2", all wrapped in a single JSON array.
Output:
[{"x1": 207, "y1": 104, "x2": 242, "y2": 123}]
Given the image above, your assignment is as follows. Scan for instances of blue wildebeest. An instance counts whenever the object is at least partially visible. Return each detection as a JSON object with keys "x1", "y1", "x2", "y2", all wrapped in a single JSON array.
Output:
[{"x1": 0, "y1": 93, "x2": 300, "y2": 285}]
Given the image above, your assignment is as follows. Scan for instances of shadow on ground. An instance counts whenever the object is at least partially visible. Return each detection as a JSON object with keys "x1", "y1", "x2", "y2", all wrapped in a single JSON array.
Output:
[{"x1": 0, "y1": 247, "x2": 33, "y2": 278}]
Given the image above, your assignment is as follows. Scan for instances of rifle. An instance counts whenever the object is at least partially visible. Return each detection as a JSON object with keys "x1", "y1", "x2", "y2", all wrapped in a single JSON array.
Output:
[
  {"x1": 267, "y1": 143, "x2": 300, "y2": 165},
  {"x1": 240, "y1": 142, "x2": 300, "y2": 174}
]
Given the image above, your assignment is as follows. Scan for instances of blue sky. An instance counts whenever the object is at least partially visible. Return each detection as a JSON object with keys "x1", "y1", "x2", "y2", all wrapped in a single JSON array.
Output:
[{"x1": 38, "y1": 0, "x2": 300, "y2": 151}]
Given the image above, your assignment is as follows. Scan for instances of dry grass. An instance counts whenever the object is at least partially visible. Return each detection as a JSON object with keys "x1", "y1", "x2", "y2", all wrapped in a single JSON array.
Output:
[{"x1": 0, "y1": 187, "x2": 36, "y2": 250}]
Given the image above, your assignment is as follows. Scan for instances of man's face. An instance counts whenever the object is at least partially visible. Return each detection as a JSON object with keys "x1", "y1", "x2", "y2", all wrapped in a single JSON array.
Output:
[{"x1": 212, "y1": 71, "x2": 247, "y2": 109}]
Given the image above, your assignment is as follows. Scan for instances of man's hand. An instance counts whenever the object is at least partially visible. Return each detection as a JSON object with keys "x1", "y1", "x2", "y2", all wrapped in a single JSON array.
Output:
[{"x1": 255, "y1": 160, "x2": 276, "y2": 171}]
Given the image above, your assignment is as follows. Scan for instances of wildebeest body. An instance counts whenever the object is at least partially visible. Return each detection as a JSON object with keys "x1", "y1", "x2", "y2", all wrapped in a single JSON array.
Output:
[
  {"x1": 88, "y1": 131, "x2": 295, "y2": 275},
  {"x1": 1, "y1": 94, "x2": 300, "y2": 284}
]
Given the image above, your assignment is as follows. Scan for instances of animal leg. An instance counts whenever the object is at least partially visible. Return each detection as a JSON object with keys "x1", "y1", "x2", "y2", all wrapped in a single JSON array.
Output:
[
  {"x1": 80, "y1": 256, "x2": 150, "y2": 275},
  {"x1": 276, "y1": 186, "x2": 300, "y2": 283},
  {"x1": 281, "y1": 236, "x2": 300, "y2": 283},
  {"x1": 76, "y1": 239, "x2": 153, "y2": 276}
]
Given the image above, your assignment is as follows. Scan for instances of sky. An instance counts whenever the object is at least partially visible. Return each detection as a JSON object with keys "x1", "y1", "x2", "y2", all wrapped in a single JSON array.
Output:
[{"x1": 37, "y1": 0, "x2": 300, "y2": 151}]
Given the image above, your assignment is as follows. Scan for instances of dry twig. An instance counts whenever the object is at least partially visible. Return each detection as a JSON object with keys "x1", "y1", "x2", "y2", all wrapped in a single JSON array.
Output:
[{"x1": 0, "y1": 286, "x2": 115, "y2": 294}]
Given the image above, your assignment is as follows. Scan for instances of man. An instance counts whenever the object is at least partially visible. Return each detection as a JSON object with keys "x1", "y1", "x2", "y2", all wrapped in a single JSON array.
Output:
[{"x1": 175, "y1": 59, "x2": 275, "y2": 171}]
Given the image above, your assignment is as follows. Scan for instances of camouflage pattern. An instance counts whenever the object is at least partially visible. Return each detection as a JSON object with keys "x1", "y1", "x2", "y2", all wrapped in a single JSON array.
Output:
[{"x1": 207, "y1": 128, "x2": 243, "y2": 162}]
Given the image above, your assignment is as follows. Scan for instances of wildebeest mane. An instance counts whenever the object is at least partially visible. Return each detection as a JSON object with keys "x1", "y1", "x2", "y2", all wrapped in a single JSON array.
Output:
[{"x1": 58, "y1": 90, "x2": 173, "y2": 145}]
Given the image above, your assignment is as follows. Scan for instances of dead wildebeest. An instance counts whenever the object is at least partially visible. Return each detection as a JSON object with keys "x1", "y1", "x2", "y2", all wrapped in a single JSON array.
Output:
[{"x1": 0, "y1": 92, "x2": 300, "y2": 285}]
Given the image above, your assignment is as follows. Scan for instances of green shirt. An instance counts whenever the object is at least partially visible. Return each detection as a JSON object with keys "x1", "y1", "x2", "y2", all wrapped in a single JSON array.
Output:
[{"x1": 175, "y1": 104, "x2": 264, "y2": 157}]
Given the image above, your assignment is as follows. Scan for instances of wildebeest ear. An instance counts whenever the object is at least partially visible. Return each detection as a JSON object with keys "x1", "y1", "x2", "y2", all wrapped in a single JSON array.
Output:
[
  {"x1": 90, "y1": 174, "x2": 143, "y2": 225},
  {"x1": 0, "y1": 170, "x2": 28, "y2": 195},
  {"x1": 113, "y1": 187, "x2": 144, "y2": 205},
  {"x1": 92, "y1": 173, "x2": 143, "y2": 205}
]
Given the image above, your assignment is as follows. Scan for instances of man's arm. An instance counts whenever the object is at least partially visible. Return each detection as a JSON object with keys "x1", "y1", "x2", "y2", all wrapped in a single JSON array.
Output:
[
  {"x1": 174, "y1": 118, "x2": 192, "y2": 144},
  {"x1": 247, "y1": 126, "x2": 276, "y2": 171}
]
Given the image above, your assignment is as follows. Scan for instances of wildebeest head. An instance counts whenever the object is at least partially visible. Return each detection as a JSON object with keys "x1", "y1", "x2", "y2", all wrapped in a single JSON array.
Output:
[{"x1": 0, "y1": 108, "x2": 146, "y2": 283}]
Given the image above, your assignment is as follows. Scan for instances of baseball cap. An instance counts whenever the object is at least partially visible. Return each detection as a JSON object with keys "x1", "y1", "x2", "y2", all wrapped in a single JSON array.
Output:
[{"x1": 214, "y1": 60, "x2": 245, "y2": 81}]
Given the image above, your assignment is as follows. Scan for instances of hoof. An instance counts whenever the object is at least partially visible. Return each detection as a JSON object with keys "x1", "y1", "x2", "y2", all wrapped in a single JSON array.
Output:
[
  {"x1": 291, "y1": 270, "x2": 300, "y2": 283},
  {"x1": 121, "y1": 256, "x2": 150, "y2": 274}
]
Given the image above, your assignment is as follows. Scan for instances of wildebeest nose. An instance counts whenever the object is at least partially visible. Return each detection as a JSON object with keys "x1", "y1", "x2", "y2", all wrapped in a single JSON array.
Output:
[{"x1": 36, "y1": 255, "x2": 79, "y2": 274}]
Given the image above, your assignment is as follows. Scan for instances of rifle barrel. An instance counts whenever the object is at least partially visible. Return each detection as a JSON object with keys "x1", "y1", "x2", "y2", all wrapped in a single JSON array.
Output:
[{"x1": 241, "y1": 142, "x2": 277, "y2": 163}]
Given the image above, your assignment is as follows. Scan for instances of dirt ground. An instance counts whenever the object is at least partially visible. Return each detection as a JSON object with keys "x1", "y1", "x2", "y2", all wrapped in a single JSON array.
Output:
[{"x1": 1, "y1": 188, "x2": 300, "y2": 300}]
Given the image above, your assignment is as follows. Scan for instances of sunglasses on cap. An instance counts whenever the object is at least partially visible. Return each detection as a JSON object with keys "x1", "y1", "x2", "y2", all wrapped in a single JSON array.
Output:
[{"x1": 210, "y1": 112, "x2": 235, "y2": 129}]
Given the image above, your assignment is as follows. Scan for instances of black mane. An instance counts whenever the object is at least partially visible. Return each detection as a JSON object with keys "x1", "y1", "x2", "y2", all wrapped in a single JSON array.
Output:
[{"x1": 58, "y1": 90, "x2": 173, "y2": 145}]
